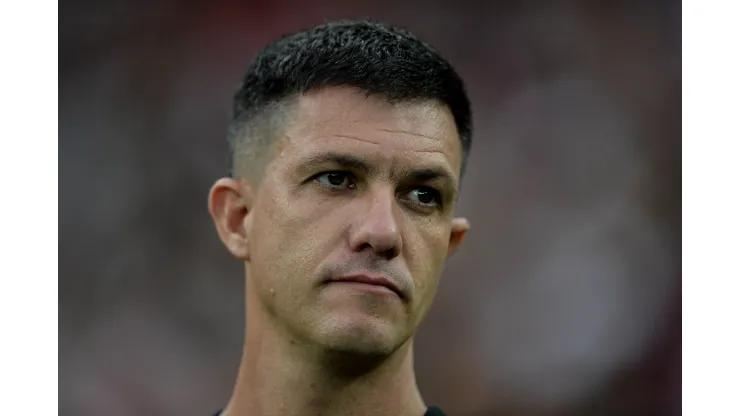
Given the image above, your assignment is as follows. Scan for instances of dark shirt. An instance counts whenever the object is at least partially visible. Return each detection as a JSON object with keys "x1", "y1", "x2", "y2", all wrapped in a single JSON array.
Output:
[{"x1": 213, "y1": 406, "x2": 447, "y2": 415}]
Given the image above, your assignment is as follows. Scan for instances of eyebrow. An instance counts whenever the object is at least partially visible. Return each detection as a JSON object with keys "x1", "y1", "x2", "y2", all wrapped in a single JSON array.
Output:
[
  {"x1": 402, "y1": 168, "x2": 455, "y2": 185},
  {"x1": 298, "y1": 151, "x2": 458, "y2": 193},
  {"x1": 299, "y1": 152, "x2": 374, "y2": 174}
]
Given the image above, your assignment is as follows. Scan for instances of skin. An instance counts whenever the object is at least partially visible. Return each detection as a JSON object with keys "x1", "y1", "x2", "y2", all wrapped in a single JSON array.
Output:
[{"x1": 209, "y1": 86, "x2": 470, "y2": 416}]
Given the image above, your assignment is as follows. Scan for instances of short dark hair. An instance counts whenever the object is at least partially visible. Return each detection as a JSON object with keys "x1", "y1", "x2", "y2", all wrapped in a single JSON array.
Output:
[{"x1": 227, "y1": 19, "x2": 473, "y2": 179}]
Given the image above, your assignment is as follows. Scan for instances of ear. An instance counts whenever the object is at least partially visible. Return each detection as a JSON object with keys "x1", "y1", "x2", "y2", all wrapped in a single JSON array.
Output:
[
  {"x1": 208, "y1": 177, "x2": 254, "y2": 261},
  {"x1": 447, "y1": 217, "x2": 470, "y2": 257}
]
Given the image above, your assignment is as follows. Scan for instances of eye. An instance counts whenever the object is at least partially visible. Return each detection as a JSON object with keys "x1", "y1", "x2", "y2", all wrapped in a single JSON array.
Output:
[
  {"x1": 406, "y1": 187, "x2": 442, "y2": 207},
  {"x1": 314, "y1": 171, "x2": 356, "y2": 189}
]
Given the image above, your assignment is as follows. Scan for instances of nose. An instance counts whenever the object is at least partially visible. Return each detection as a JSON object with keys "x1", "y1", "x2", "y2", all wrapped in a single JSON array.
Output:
[{"x1": 348, "y1": 191, "x2": 402, "y2": 260}]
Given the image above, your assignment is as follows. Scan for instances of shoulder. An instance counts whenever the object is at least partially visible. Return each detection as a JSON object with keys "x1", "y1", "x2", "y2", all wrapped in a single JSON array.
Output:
[
  {"x1": 214, "y1": 407, "x2": 446, "y2": 415},
  {"x1": 425, "y1": 406, "x2": 448, "y2": 416}
]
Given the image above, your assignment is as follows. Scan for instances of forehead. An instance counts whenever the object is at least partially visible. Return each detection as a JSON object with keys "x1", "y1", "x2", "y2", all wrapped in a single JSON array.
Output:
[{"x1": 275, "y1": 87, "x2": 462, "y2": 176}]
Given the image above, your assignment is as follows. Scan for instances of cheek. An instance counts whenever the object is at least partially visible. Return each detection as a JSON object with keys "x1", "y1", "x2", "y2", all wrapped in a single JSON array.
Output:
[
  {"x1": 406, "y1": 223, "x2": 450, "y2": 295},
  {"x1": 405, "y1": 228, "x2": 448, "y2": 327},
  {"x1": 248, "y1": 199, "x2": 326, "y2": 311},
  {"x1": 251, "y1": 191, "x2": 341, "y2": 280}
]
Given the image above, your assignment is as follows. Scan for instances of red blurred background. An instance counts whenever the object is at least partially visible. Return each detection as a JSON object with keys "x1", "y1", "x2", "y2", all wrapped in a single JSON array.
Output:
[{"x1": 59, "y1": 1, "x2": 681, "y2": 415}]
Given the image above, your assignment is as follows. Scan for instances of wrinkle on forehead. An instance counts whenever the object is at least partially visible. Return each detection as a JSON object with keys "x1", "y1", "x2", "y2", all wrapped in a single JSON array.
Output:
[
  {"x1": 276, "y1": 87, "x2": 462, "y2": 173},
  {"x1": 327, "y1": 134, "x2": 448, "y2": 155},
  {"x1": 376, "y1": 128, "x2": 442, "y2": 142}
]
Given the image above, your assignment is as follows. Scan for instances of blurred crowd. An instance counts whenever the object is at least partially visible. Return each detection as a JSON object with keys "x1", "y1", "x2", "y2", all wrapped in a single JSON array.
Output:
[{"x1": 60, "y1": 1, "x2": 681, "y2": 415}]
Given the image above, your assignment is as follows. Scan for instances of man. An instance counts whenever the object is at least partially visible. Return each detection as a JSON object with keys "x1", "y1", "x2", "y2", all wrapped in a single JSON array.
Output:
[{"x1": 208, "y1": 19, "x2": 472, "y2": 416}]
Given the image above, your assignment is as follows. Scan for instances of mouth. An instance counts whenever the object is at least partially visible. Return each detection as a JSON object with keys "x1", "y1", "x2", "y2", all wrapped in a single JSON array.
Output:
[{"x1": 327, "y1": 274, "x2": 405, "y2": 299}]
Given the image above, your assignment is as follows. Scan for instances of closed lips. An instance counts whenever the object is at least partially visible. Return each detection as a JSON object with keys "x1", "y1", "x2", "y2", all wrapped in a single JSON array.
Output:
[{"x1": 330, "y1": 275, "x2": 404, "y2": 298}]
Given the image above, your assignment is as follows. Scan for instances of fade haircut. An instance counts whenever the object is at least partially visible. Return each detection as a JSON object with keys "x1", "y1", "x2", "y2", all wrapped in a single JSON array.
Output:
[{"x1": 226, "y1": 19, "x2": 473, "y2": 180}]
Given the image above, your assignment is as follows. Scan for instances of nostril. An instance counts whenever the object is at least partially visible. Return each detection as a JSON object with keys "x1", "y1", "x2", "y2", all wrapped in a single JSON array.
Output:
[
  {"x1": 356, "y1": 242, "x2": 398, "y2": 260},
  {"x1": 380, "y1": 247, "x2": 399, "y2": 260}
]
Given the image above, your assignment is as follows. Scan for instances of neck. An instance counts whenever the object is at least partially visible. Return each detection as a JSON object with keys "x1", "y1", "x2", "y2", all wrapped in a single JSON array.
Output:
[{"x1": 221, "y1": 286, "x2": 426, "y2": 416}]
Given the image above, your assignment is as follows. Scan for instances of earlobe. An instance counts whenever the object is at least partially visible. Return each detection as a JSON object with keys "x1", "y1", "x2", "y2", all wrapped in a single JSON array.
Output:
[
  {"x1": 208, "y1": 178, "x2": 252, "y2": 261},
  {"x1": 447, "y1": 217, "x2": 470, "y2": 257}
]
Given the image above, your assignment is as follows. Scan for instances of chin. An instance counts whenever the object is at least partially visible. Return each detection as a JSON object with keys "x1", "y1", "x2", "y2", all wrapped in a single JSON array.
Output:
[
  {"x1": 315, "y1": 326, "x2": 410, "y2": 376},
  {"x1": 315, "y1": 314, "x2": 408, "y2": 358}
]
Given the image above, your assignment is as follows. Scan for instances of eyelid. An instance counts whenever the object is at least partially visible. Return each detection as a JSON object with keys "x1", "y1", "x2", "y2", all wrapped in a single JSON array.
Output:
[
  {"x1": 402, "y1": 186, "x2": 443, "y2": 209},
  {"x1": 312, "y1": 171, "x2": 357, "y2": 188},
  {"x1": 310, "y1": 170, "x2": 342, "y2": 180}
]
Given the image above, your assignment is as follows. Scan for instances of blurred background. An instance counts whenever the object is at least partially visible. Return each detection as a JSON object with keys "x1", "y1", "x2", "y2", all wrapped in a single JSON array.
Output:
[{"x1": 59, "y1": 0, "x2": 681, "y2": 415}]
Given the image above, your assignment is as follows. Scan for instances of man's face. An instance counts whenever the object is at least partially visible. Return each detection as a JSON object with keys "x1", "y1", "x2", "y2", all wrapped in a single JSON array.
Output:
[{"x1": 222, "y1": 87, "x2": 468, "y2": 355}]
